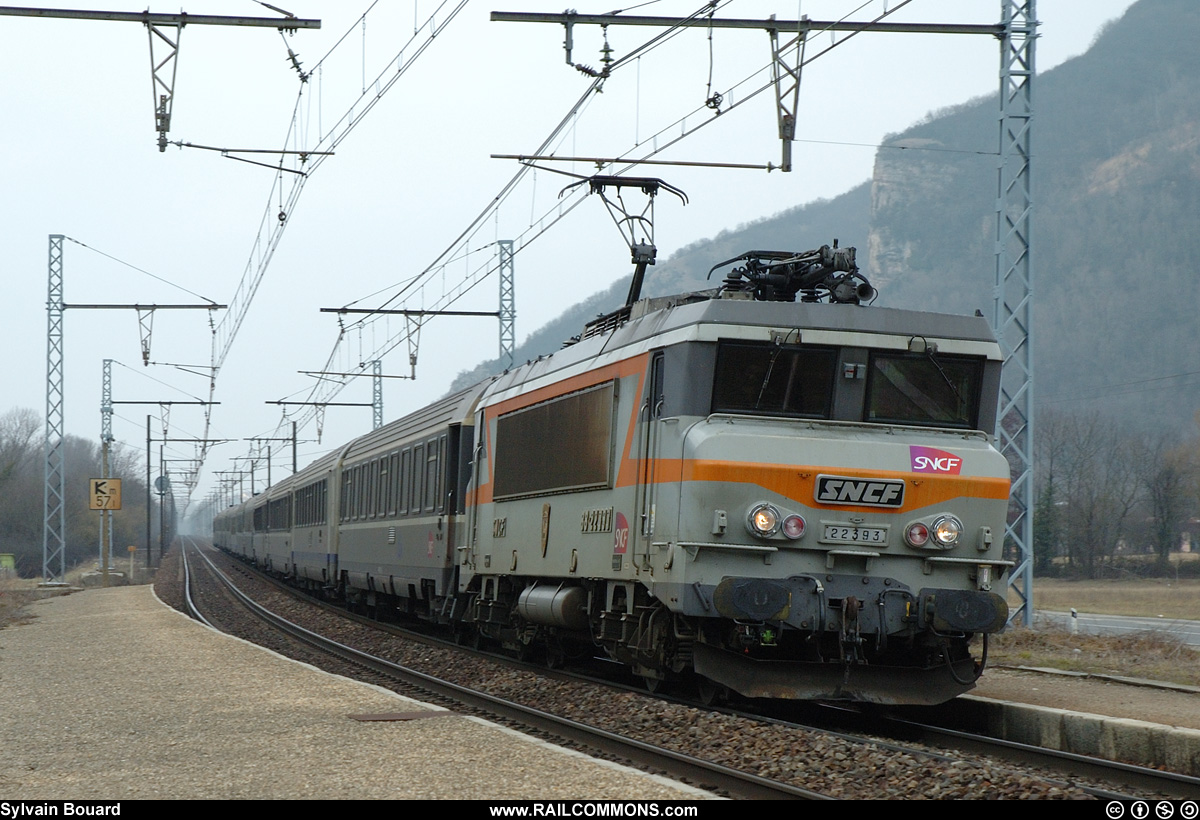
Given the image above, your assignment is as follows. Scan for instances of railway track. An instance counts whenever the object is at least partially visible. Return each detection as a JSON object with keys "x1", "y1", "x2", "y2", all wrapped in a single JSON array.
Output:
[
  {"x1": 179, "y1": 536, "x2": 826, "y2": 800},
  {"x1": 172, "y1": 537, "x2": 1198, "y2": 800}
]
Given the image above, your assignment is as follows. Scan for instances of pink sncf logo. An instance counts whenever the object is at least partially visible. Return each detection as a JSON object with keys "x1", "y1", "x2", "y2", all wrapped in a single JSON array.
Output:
[{"x1": 910, "y1": 446, "x2": 962, "y2": 475}]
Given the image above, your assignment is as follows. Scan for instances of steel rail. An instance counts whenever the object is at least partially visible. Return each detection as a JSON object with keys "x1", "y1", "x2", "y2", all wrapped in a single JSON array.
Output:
[
  {"x1": 195, "y1": 541, "x2": 1200, "y2": 800},
  {"x1": 179, "y1": 535, "x2": 215, "y2": 629},
  {"x1": 881, "y1": 713, "x2": 1200, "y2": 800},
  {"x1": 733, "y1": 698, "x2": 1200, "y2": 800},
  {"x1": 184, "y1": 540, "x2": 831, "y2": 801}
]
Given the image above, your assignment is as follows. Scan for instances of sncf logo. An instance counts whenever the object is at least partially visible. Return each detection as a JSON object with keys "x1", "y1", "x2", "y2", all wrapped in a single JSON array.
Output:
[
  {"x1": 814, "y1": 475, "x2": 905, "y2": 507},
  {"x1": 910, "y1": 446, "x2": 963, "y2": 474}
]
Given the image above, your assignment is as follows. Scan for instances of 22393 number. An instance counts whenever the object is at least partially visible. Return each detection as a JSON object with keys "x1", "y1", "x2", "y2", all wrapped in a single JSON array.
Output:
[{"x1": 822, "y1": 525, "x2": 887, "y2": 544}]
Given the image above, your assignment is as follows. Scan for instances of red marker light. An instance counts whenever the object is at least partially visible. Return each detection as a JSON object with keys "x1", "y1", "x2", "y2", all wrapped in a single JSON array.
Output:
[{"x1": 906, "y1": 522, "x2": 929, "y2": 547}]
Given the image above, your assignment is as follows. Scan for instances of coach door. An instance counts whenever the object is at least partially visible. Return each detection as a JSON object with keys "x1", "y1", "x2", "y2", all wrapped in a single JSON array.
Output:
[{"x1": 633, "y1": 353, "x2": 665, "y2": 572}]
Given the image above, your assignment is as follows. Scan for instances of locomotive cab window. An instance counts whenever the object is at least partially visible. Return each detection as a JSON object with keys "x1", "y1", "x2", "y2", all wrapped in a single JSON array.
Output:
[
  {"x1": 711, "y1": 341, "x2": 836, "y2": 418},
  {"x1": 865, "y1": 352, "x2": 984, "y2": 428}
]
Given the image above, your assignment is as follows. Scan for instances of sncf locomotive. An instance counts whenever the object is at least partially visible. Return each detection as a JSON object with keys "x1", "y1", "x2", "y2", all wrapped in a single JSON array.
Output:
[{"x1": 213, "y1": 243, "x2": 1012, "y2": 705}]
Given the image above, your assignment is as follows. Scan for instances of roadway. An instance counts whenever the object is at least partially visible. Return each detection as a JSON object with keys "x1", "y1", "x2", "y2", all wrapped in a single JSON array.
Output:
[{"x1": 1035, "y1": 610, "x2": 1200, "y2": 647}]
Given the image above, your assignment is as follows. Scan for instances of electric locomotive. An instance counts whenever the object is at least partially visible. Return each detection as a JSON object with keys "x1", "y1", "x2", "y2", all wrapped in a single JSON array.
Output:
[{"x1": 214, "y1": 242, "x2": 1012, "y2": 705}]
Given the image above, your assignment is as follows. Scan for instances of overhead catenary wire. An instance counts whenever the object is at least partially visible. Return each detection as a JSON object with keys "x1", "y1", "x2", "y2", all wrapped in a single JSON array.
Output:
[
  {"x1": 199, "y1": 0, "x2": 956, "y2": 509},
  {"x1": 64, "y1": 237, "x2": 220, "y2": 305},
  {"x1": 180, "y1": 1, "x2": 470, "y2": 512},
  {"x1": 324, "y1": 0, "x2": 921, "y2": 333},
  {"x1": 1038, "y1": 369, "x2": 1200, "y2": 406}
]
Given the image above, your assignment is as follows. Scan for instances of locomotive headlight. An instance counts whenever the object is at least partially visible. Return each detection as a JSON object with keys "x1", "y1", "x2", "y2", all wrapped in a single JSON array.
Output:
[
  {"x1": 747, "y1": 503, "x2": 781, "y2": 537},
  {"x1": 931, "y1": 515, "x2": 963, "y2": 547}
]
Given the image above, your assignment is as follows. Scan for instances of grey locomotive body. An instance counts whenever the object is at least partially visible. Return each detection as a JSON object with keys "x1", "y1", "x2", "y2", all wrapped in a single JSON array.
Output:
[{"x1": 214, "y1": 248, "x2": 1011, "y2": 704}]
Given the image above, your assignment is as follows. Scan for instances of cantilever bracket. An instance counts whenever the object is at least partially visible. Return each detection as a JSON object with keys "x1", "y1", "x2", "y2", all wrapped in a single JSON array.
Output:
[
  {"x1": 147, "y1": 18, "x2": 182, "y2": 152},
  {"x1": 768, "y1": 22, "x2": 807, "y2": 173}
]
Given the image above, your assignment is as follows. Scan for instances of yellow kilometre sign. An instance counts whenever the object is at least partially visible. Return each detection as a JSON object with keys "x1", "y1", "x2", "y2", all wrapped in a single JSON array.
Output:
[{"x1": 88, "y1": 478, "x2": 122, "y2": 510}]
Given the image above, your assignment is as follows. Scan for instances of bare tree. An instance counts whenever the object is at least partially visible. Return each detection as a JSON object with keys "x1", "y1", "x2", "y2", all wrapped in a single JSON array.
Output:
[
  {"x1": 1033, "y1": 409, "x2": 1070, "y2": 573},
  {"x1": 0, "y1": 407, "x2": 151, "y2": 576},
  {"x1": 0, "y1": 408, "x2": 39, "y2": 487},
  {"x1": 1138, "y1": 432, "x2": 1198, "y2": 574},
  {"x1": 1057, "y1": 412, "x2": 1141, "y2": 578}
]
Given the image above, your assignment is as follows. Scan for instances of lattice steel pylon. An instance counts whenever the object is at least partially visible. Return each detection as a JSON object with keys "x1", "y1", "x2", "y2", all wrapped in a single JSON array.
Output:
[
  {"x1": 43, "y1": 235, "x2": 67, "y2": 585},
  {"x1": 995, "y1": 0, "x2": 1036, "y2": 627},
  {"x1": 99, "y1": 358, "x2": 114, "y2": 568},
  {"x1": 498, "y1": 240, "x2": 516, "y2": 366},
  {"x1": 372, "y1": 360, "x2": 383, "y2": 430}
]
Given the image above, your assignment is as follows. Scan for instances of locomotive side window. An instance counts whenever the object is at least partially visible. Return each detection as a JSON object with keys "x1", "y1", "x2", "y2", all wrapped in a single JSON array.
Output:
[
  {"x1": 865, "y1": 352, "x2": 983, "y2": 428},
  {"x1": 711, "y1": 342, "x2": 836, "y2": 418},
  {"x1": 493, "y1": 381, "x2": 615, "y2": 499}
]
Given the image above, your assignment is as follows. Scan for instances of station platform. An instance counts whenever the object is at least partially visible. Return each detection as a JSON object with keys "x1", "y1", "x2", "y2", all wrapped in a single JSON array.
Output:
[{"x1": 0, "y1": 585, "x2": 713, "y2": 801}]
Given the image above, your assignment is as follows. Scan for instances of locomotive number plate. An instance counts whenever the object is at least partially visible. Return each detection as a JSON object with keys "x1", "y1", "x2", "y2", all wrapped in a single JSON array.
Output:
[{"x1": 822, "y1": 525, "x2": 887, "y2": 545}]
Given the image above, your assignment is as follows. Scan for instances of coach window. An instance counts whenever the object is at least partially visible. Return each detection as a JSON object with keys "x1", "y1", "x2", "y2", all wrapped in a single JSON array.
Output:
[
  {"x1": 367, "y1": 458, "x2": 376, "y2": 516},
  {"x1": 411, "y1": 443, "x2": 424, "y2": 515},
  {"x1": 340, "y1": 472, "x2": 350, "y2": 522},
  {"x1": 436, "y1": 433, "x2": 448, "y2": 512},
  {"x1": 386, "y1": 451, "x2": 400, "y2": 516},
  {"x1": 361, "y1": 464, "x2": 368, "y2": 518},
  {"x1": 362, "y1": 463, "x2": 371, "y2": 519},
  {"x1": 400, "y1": 448, "x2": 412, "y2": 516},
  {"x1": 424, "y1": 438, "x2": 439, "y2": 513},
  {"x1": 370, "y1": 458, "x2": 381, "y2": 518},
  {"x1": 381, "y1": 457, "x2": 388, "y2": 515},
  {"x1": 377, "y1": 457, "x2": 387, "y2": 517}
]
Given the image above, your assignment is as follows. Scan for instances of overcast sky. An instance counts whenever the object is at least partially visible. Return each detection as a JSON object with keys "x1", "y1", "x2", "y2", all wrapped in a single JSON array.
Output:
[{"x1": 0, "y1": 0, "x2": 1136, "y2": 511}]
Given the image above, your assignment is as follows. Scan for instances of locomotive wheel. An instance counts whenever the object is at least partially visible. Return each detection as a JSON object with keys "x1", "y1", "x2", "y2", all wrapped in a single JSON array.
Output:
[
  {"x1": 696, "y1": 676, "x2": 727, "y2": 707},
  {"x1": 642, "y1": 675, "x2": 667, "y2": 695},
  {"x1": 544, "y1": 642, "x2": 566, "y2": 669}
]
